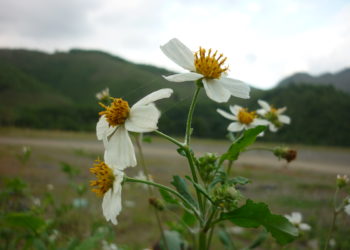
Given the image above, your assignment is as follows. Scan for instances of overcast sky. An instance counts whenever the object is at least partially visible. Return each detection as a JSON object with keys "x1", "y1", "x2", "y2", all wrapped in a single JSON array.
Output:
[{"x1": 1, "y1": 0, "x2": 349, "y2": 89}]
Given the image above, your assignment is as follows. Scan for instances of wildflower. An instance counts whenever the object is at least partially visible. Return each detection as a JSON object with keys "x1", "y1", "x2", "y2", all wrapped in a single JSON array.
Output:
[
  {"x1": 285, "y1": 212, "x2": 311, "y2": 231},
  {"x1": 161, "y1": 38, "x2": 250, "y2": 103},
  {"x1": 345, "y1": 198, "x2": 350, "y2": 216},
  {"x1": 273, "y1": 146, "x2": 297, "y2": 163},
  {"x1": 96, "y1": 87, "x2": 110, "y2": 101},
  {"x1": 97, "y1": 88, "x2": 173, "y2": 168},
  {"x1": 257, "y1": 100, "x2": 290, "y2": 132},
  {"x1": 336, "y1": 174, "x2": 349, "y2": 188},
  {"x1": 90, "y1": 159, "x2": 124, "y2": 225},
  {"x1": 217, "y1": 105, "x2": 268, "y2": 132}
]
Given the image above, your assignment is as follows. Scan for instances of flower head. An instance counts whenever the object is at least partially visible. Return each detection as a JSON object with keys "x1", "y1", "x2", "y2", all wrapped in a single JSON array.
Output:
[
  {"x1": 336, "y1": 174, "x2": 349, "y2": 188},
  {"x1": 96, "y1": 88, "x2": 173, "y2": 168},
  {"x1": 257, "y1": 100, "x2": 290, "y2": 132},
  {"x1": 273, "y1": 146, "x2": 297, "y2": 163},
  {"x1": 285, "y1": 212, "x2": 311, "y2": 232},
  {"x1": 96, "y1": 87, "x2": 110, "y2": 101},
  {"x1": 217, "y1": 105, "x2": 268, "y2": 133},
  {"x1": 161, "y1": 38, "x2": 250, "y2": 103},
  {"x1": 90, "y1": 159, "x2": 124, "y2": 225}
]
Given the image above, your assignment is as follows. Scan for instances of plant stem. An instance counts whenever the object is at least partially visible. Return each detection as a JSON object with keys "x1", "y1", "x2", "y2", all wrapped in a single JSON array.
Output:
[
  {"x1": 199, "y1": 230, "x2": 207, "y2": 250},
  {"x1": 135, "y1": 135, "x2": 169, "y2": 250},
  {"x1": 243, "y1": 147, "x2": 274, "y2": 152},
  {"x1": 324, "y1": 187, "x2": 339, "y2": 250},
  {"x1": 154, "y1": 130, "x2": 184, "y2": 148},
  {"x1": 226, "y1": 159, "x2": 233, "y2": 175},
  {"x1": 124, "y1": 176, "x2": 202, "y2": 221},
  {"x1": 185, "y1": 85, "x2": 201, "y2": 146}
]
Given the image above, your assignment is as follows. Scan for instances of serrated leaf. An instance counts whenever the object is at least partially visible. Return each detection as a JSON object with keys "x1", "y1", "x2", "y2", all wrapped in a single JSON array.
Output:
[
  {"x1": 171, "y1": 176, "x2": 197, "y2": 209},
  {"x1": 159, "y1": 189, "x2": 179, "y2": 205},
  {"x1": 221, "y1": 200, "x2": 298, "y2": 245},
  {"x1": 221, "y1": 126, "x2": 266, "y2": 163}
]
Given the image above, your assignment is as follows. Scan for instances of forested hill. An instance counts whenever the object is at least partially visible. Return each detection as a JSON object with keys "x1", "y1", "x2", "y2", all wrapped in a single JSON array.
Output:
[
  {"x1": 1, "y1": 49, "x2": 350, "y2": 146},
  {"x1": 278, "y1": 68, "x2": 350, "y2": 94}
]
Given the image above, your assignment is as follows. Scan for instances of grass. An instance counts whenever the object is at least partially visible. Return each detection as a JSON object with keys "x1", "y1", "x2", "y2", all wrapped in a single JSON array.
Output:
[{"x1": 0, "y1": 128, "x2": 350, "y2": 249}]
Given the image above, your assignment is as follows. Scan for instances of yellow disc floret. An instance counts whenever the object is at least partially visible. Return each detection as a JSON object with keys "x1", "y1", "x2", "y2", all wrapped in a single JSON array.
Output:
[
  {"x1": 238, "y1": 108, "x2": 256, "y2": 125},
  {"x1": 90, "y1": 159, "x2": 115, "y2": 196},
  {"x1": 194, "y1": 47, "x2": 229, "y2": 79},
  {"x1": 99, "y1": 98, "x2": 130, "y2": 127}
]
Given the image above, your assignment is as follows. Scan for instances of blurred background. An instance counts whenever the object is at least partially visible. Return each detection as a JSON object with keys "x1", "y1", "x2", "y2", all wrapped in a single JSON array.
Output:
[{"x1": 0, "y1": 0, "x2": 349, "y2": 249}]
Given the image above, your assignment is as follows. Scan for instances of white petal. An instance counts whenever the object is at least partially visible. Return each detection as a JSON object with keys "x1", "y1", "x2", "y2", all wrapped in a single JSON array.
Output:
[
  {"x1": 104, "y1": 126, "x2": 136, "y2": 168},
  {"x1": 299, "y1": 223, "x2": 311, "y2": 231},
  {"x1": 217, "y1": 109, "x2": 237, "y2": 120},
  {"x1": 202, "y1": 79, "x2": 231, "y2": 103},
  {"x1": 291, "y1": 212, "x2": 302, "y2": 224},
  {"x1": 163, "y1": 72, "x2": 202, "y2": 82},
  {"x1": 229, "y1": 105, "x2": 242, "y2": 116},
  {"x1": 217, "y1": 77, "x2": 250, "y2": 99},
  {"x1": 125, "y1": 104, "x2": 160, "y2": 133},
  {"x1": 344, "y1": 204, "x2": 350, "y2": 215},
  {"x1": 133, "y1": 88, "x2": 173, "y2": 107},
  {"x1": 257, "y1": 109, "x2": 267, "y2": 116},
  {"x1": 96, "y1": 115, "x2": 116, "y2": 140},
  {"x1": 279, "y1": 115, "x2": 291, "y2": 124},
  {"x1": 277, "y1": 107, "x2": 287, "y2": 114},
  {"x1": 227, "y1": 122, "x2": 244, "y2": 132},
  {"x1": 252, "y1": 118, "x2": 269, "y2": 126},
  {"x1": 160, "y1": 38, "x2": 196, "y2": 71},
  {"x1": 102, "y1": 172, "x2": 124, "y2": 225},
  {"x1": 258, "y1": 100, "x2": 270, "y2": 111},
  {"x1": 269, "y1": 123, "x2": 278, "y2": 132}
]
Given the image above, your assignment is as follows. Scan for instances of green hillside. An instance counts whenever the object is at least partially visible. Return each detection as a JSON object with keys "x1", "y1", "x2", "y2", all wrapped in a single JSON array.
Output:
[{"x1": 0, "y1": 49, "x2": 349, "y2": 146}]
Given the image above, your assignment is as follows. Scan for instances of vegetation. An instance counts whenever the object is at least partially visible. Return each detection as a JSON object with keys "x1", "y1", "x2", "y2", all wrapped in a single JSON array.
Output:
[{"x1": 1, "y1": 49, "x2": 350, "y2": 146}]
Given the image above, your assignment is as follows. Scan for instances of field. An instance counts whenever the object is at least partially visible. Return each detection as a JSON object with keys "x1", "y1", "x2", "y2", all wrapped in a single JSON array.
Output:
[{"x1": 0, "y1": 128, "x2": 350, "y2": 249}]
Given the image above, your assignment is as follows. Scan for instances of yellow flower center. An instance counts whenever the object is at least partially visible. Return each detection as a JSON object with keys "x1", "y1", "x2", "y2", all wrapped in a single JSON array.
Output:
[
  {"x1": 99, "y1": 98, "x2": 130, "y2": 127},
  {"x1": 238, "y1": 108, "x2": 256, "y2": 125},
  {"x1": 270, "y1": 106, "x2": 278, "y2": 113},
  {"x1": 194, "y1": 47, "x2": 229, "y2": 79},
  {"x1": 90, "y1": 160, "x2": 115, "y2": 196}
]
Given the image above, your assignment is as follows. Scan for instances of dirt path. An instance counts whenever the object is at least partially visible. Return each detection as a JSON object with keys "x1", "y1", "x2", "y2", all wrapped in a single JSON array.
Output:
[{"x1": 0, "y1": 135, "x2": 349, "y2": 175}]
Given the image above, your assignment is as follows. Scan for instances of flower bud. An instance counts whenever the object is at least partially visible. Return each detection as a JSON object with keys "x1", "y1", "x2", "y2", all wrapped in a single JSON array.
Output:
[
  {"x1": 273, "y1": 146, "x2": 297, "y2": 163},
  {"x1": 149, "y1": 197, "x2": 164, "y2": 211},
  {"x1": 336, "y1": 174, "x2": 349, "y2": 189},
  {"x1": 197, "y1": 153, "x2": 218, "y2": 183},
  {"x1": 212, "y1": 185, "x2": 241, "y2": 211}
]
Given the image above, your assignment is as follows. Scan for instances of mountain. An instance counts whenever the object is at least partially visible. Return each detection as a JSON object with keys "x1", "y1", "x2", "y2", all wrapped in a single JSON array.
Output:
[
  {"x1": 278, "y1": 68, "x2": 350, "y2": 94},
  {"x1": 0, "y1": 48, "x2": 349, "y2": 146}
]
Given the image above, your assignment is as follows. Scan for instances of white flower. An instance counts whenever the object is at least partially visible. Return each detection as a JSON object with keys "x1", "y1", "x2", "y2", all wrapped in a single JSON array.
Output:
[
  {"x1": 160, "y1": 38, "x2": 250, "y2": 103},
  {"x1": 257, "y1": 100, "x2": 290, "y2": 132},
  {"x1": 102, "y1": 240, "x2": 118, "y2": 250},
  {"x1": 96, "y1": 87, "x2": 110, "y2": 101},
  {"x1": 96, "y1": 88, "x2": 173, "y2": 168},
  {"x1": 217, "y1": 105, "x2": 268, "y2": 132},
  {"x1": 345, "y1": 198, "x2": 350, "y2": 215},
  {"x1": 90, "y1": 160, "x2": 125, "y2": 225},
  {"x1": 285, "y1": 212, "x2": 311, "y2": 231}
]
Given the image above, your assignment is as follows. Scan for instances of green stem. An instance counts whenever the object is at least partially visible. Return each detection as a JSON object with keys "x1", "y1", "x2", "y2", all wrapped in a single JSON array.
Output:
[
  {"x1": 185, "y1": 85, "x2": 201, "y2": 146},
  {"x1": 154, "y1": 130, "x2": 184, "y2": 148},
  {"x1": 199, "y1": 230, "x2": 207, "y2": 250},
  {"x1": 135, "y1": 136, "x2": 169, "y2": 250},
  {"x1": 324, "y1": 187, "x2": 339, "y2": 250},
  {"x1": 244, "y1": 147, "x2": 274, "y2": 152},
  {"x1": 124, "y1": 176, "x2": 202, "y2": 222},
  {"x1": 226, "y1": 159, "x2": 233, "y2": 176}
]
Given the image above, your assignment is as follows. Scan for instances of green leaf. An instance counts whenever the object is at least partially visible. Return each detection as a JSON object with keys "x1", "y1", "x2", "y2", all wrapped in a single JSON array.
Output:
[
  {"x1": 171, "y1": 176, "x2": 197, "y2": 208},
  {"x1": 159, "y1": 189, "x2": 179, "y2": 205},
  {"x1": 181, "y1": 211, "x2": 196, "y2": 227},
  {"x1": 218, "y1": 228, "x2": 236, "y2": 250},
  {"x1": 159, "y1": 230, "x2": 186, "y2": 250},
  {"x1": 185, "y1": 176, "x2": 215, "y2": 204},
  {"x1": 221, "y1": 200, "x2": 298, "y2": 245},
  {"x1": 221, "y1": 126, "x2": 267, "y2": 163},
  {"x1": 228, "y1": 176, "x2": 251, "y2": 185},
  {"x1": 2, "y1": 212, "x2": 46, "y2": 233},
  {"x1": 142, "y1": 136, "x2": 152, "y2": 143}
]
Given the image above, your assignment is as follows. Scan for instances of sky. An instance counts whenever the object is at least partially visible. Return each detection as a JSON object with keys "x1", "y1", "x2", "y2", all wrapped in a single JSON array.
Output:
[{"x1": 0, "y1": 0, "x2": 349, "y2": 89}]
